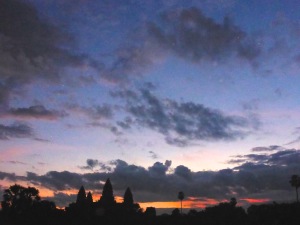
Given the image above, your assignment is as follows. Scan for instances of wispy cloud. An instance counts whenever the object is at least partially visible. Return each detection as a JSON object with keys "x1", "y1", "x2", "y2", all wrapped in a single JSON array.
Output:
[
  {"x1": 0, "y1": 0, "x2": 100, "y2": 107},
  {"x1": 67, "y1": 103, "x2": 114, "y2": 121},
  {"x1": 112, "y1": 86, "x2": 255, "y2": 146},
  {"x1": 103, "y1": 7, "x2": 260, "y2": 84},
  {"x1": 4, "y1": 105, "x2": 67, "y2": 120},
  {"x1": 230, "y1": 148, "x2": 300, "y2": 167},
  {"x1": 0, "y1": 123, "x2": 33, "y2": 140}
]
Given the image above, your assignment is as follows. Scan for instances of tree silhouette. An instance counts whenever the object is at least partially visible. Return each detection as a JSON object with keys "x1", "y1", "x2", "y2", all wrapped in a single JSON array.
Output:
[
  {"x1": 145, "y1": 207, "x2": 156, "y2": 217},
  {"x1": 171, "y1": 208, "x2": 180, "y2": 216},
  {"x1": 99, "y1": 178, "x2": 115, "y2": 208},
  {"x1": 230, "y1": 197, "x2": 237, "y2": 207},
  {"x1": 178, "y1": 191, "x2": 184, "y2": 214},
  {"x1": 1, "y1": 184, "x2": 40, "y2": 213},
  {"x1": 289, "y1": 174, "x2": 300, "y2": 203}
]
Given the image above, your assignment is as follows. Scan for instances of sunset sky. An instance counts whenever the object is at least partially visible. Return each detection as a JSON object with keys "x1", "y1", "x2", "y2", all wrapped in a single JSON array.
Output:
[{"x1": 1, "y1": 0, "x2": 300, "y2": 213}]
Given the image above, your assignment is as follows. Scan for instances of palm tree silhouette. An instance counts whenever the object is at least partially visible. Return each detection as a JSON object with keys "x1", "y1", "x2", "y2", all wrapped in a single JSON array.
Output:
[
  {"x1": 290, "y1": 175, "x2": 300, "y2": 203},
  {"x1": 178, "y1": 191, "x2": 184, "y2": 214}
]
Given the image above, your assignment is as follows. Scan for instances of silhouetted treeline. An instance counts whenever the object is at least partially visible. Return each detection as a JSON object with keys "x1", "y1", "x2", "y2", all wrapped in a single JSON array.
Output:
[{"x1": 1, "y1": 179, "x2": 300, "y2": 225}]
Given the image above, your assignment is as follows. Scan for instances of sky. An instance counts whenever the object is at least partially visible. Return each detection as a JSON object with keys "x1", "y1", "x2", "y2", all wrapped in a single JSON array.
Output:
[{"x1": 1, "y1": 0, "x2": 300, "y2": 213}]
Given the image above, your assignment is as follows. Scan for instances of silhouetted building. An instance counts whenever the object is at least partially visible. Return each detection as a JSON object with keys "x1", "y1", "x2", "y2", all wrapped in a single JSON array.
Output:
[
  {"x1": 99, "y1": 178, "x2": 116, "y2": 208},
  {"x1": 76, "y1": 186, "x2": 87, "y2": 206},
  {"x1": 123, "y1": 187, "x2": 134, "y2": 207},
  {"x1": 86, "y1": 191, "x2": 93, "y2": 206}
]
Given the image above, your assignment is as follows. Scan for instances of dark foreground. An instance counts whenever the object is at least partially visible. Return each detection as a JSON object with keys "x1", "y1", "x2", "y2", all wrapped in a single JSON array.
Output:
[{"x1": 1, "y1": 202, "x2": 300, "y2": 225}]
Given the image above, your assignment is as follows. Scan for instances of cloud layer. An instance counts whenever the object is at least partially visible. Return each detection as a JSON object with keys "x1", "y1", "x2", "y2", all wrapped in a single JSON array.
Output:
[
  {"x1": 0, "y1": 123, "x2": 33, "y2": 140},
  {"x1": 6, "y1": 105, "x2": 66, "y2": 120},
  {"x1": 1, "y1": 146, "x2": 298, "y2": 207},
  {"x1": 103, "y1": 7, "x2": 260, "y2": 83},
  {"x1": 0, "y1": 0, "x2": 99, "y2": 108},
  {"x1": 112, "y1": 86, "x2": 255, "y2": 146}
]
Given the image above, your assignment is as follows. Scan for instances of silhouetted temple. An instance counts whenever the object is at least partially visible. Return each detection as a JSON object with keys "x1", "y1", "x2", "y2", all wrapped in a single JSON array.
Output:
[
  {"x1": 99, "y1": 178, "x2": 116, "y2": 208},
  {"x1": 65, "y1": 178, "x2": 142, "y2": 221}
]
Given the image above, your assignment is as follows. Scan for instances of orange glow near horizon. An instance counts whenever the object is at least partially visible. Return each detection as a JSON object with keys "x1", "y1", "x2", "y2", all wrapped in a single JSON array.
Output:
[
  {"x1": 240, "y1": 198, "x2": 271, "y2": 204},
  {"x1": 139, "y1": 198, "x2": 220, "y2": 210}
]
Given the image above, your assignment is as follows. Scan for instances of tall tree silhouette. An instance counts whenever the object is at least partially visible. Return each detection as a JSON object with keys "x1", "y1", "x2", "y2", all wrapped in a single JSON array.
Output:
[
  {"x1": 1, "y1": 184, "x2": 40, "y2": 213},
  {"x1": 289, "y1": 174, "x2": 300, "y2": 203},
  {"x1": 99, "y1": 178, "x2": 115, "y2": 208},
  {"x1": 178, "y1": 191, "x2": 184, "y2": 214},
  {"x1": 76, "y1": 186, "x2": 87, "y2": 205},
  {"x1": 123, "y1": 187, "x2": 134, "y2": 207}
]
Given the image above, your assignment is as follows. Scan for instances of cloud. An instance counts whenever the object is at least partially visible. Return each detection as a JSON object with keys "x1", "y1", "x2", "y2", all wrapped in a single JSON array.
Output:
[
  {"x1": 0, "y1": 0, "x2": 82, "y2": 81},
  {"x1": 86, "y1": 159, "x2": 99, "y2": 169},
  {"x1": 149, "y1": 7, "x2": 260, "y2": 62},
  {"x1": 149, "y1": 151, "x2": 158, "y2": 159},
  {"x1": 4, "y1": 105, "x2": 67, "y2": 120},
  {"x1": 251, "y1": 145, "x2": 283, "y2": 152},
  {"x1": 103, "y1": 7, "x2": 260, "y2": 83},
  {"x1": 0, "y1": 123, "x2": 33, "y2": 140},
  {"x1": 148, "y1": 161, "x2": 171, "y2": 177},
  {"x1": 174, "y1": 165, "x2": 192, "y2": 179},
  {"x1": 0, "y1": 82, "x2": 10, "y2": 107},
  {"x1": 113, "y1": 87, "x2": 254, "y2": 146},
  {"x1": 0, "y1": 171, "x2": 18, "y2": 181},
  {"x1": 79, "y1": 159, "x2": 112, "y2": 172},
  {"x1": 67, "y1": 103, "x2": 114, "y2": 120},
  {"x1": 0, "y1": 0, "x2": 99, "y2": 108},
  {"x1": 45, "y1": 192, "x2": 77, "y2": 208},
  {"x1": 229, "y1": 147, "x2": 300, "y2": 167},
  {"x1": 1, "y1": 150, "x2": 299, "y2": 206},
  {"x1": 6, "y1": 161, "x2": 27, "y2": 165},
  {"x1": 26, "y1": 171, "x2": 94, "y2": 191},
  {"x1": 102, "y1": 44, "x2": 165, "y2": 83}
]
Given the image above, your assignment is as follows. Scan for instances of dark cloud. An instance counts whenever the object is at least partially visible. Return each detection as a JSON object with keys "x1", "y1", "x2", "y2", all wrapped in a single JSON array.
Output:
[
  {"x1": 87, "y1": 159, "x2": 99, "y2": 168},
  {"x1": 104, "y1": 7, "x2": 260, "y2": 83},
  {"x1": 1, "y1": 151, "x2": 299, "y2": 206},
  {"x1": 0, "y1": 0, "x2": 99, "y2": 108},
  {"x1": 251, "y1": 145, "x2": 283, "y2": 152},
  {"x1": 149, "y1": 7, "x2": 260, "y2": 61},
  {"x1": 0, "y1": 82, "x2": 10, "y2": 107},
  {"x1": 149, "y1": 150, "x2": 158, "y2": 159},
  {"x1": 164, "y1": 160, "x2": 172, "y2": 168},
  {"x1": 174, "y1": 165, "x2": 192, "y2": 179},
  {"x1": 285, "y1": 136, "x2": 300, "y2": 146},
  {"x1": 116, "y1": 117, "x2": 133, "y2": 129},
  {"x1": 0, "y1": 122, "x2": 33, "y2": 140},
  {"x1": 0, "y1": 171, "x2": 18, "y2": 181},
  {"x1": 113, "y1": 87, "x2": 254, "y2": 146},
  {"x1": 230, "y1": 148, "x2": 300, "y2": 167},
  {"x1": 0, "y1": 0, "x2": 73, "y2": 80},
  {"x1": 79, "y1": 159, "x2": 112, "y2": 172},
  {"x1": 5, "y1": 105, "x2": 67, "y2": 120},
  {"x1": 148, "y1": 161, "x2": 170, "y2": 177},
  {"x1": 7, "y1": 161, "x2": 27, "y2": 165},
  {"x1": 93, "y1": 105, "x2": 114, "y2": 119},
  {"x1": 26, "y1": 171, "x2": 91, "y2": 191},
  {"x1": 34, "y1": 137, "x2": 51, "y2": 142},
  {"x1": 67, "y1": 103, "x2": 114, "y2": 120},
  {"x1": 45, "y1": 192, "x2": 77, "y2": 208},
  {"x1": 0, "y1": 0, "x2": 82, "y2": 81},
  {"x1": 102, "y1": 44, "x2": 164, "y2": 83}
]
